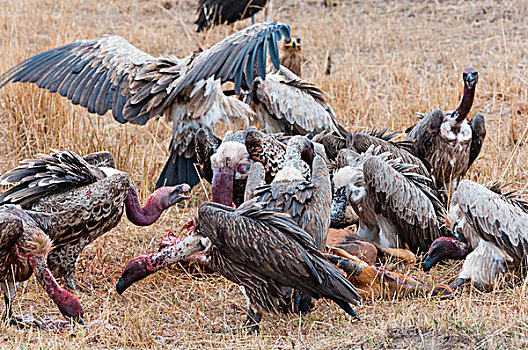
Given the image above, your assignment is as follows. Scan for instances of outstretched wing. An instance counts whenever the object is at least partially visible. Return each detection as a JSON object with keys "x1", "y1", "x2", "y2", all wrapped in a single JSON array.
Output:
[
  {"x1": 253, "y1": 66, "x2": 342, "y2": 136},
  {"x1": 0, "y1": 150, "x2": 100, "y2": 207},
  {"x1": 363, "y1": 156, "x2": 444, "y2": 253},
  {"x1": 468, "y1": 113, "x2": 486, "y2": 170},
  {"x1": 1, "y1": 22, "x2": 290, "y2": 123},
  {"x1": 453, "y1": 180, "x2": 528, "y2": 265}
]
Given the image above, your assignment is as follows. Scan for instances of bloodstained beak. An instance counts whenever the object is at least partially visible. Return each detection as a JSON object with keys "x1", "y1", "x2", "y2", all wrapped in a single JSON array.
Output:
[
  {"x1": 170, "y1": 183, "x2": 191, "y2": 204},
  {"x1": 212, "y1": 167, "x2": 234, "y2": 207},
  {"x1": 116, "y1": 235, "x2": 210, "y2": 294}
]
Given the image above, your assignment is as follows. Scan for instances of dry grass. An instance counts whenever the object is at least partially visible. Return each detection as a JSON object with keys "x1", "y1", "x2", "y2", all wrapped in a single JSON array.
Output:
[{"x1": 1, "y1": 0, "x2": 528, "y2": 348}]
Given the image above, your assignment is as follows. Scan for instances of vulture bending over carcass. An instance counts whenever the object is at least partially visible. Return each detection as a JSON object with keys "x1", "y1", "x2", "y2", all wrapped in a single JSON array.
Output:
[
  {"x1": 330, "y1": 145, "x2": 446, "y2": 254},
  {"x1": 195, "y1": 0, "x2": 271, "y2": 32},
  {"x1": 405, "y1": 67, "x2": 486, "y2": 197},
  {"x1": 116, "y1": 200, "x2": 361, "y2": 334},
  {"x1": 0, "y1": 150, "x2": 190, "y2": 290},
  {"x1": 0, "y1": 22, "x2": 290, "y2": 189},
  {"x1": 423, "y1": 180, "x2": 528, "y2": 289},
  {"x1": 0, "y1": 205, "x2": 83, "y2": 325},
  {"x1": 243, "y1": 135, "x2": 331, "y2": 313}
]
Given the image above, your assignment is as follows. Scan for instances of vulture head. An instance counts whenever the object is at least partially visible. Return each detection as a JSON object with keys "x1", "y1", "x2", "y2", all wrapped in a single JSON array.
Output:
[
  {"x1": 284, "y1": 35, "x2": 302, "y2": 50},
  {"x1": 330, "y1": 165, "x2": 365, "y2": 224},
  {"x1": 422, "y1": 236, "x2": 471, "y2": 272},
  {"x1": 149, "y1": 184, "x2": 192, "y2": 209},
  {"x1": 273, "y1": 136, "x2": 315, "y2": 183},
  {"x1": 210, "y1": 141, "x2": 251, "y2": 206},
  {"x1": 462, "y1": 67, "x2": 478, "y2": 90}
]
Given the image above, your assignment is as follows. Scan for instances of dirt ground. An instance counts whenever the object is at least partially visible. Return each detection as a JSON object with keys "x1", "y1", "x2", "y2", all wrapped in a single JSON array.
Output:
[{"x1": 1, "y1": 0, "x2": 528, "y2": 348}]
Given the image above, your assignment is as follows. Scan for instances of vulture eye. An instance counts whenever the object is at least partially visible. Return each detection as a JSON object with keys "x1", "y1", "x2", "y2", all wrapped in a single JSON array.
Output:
[
  {"x1": 237, "y1": 164, "x2": 250, "y2": 174},
  {"x1": 297, "y1": 38, "x2": 301, "y2": 44}
]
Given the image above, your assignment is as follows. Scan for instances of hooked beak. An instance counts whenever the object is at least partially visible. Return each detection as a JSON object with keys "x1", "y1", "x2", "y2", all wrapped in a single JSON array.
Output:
[
  {"x1": 169, "y1": 183, "x2": 191, "y2": 204},
  {"x1": 285, "y1": 39, "x2": 298, "y2": 48},
  {"x1": 212, "y1": 167, "x2": 234, "y2": 207},
  {"x1": 422, "y1": 254, "x2": 435, "y2": 272},
  {"x1": 465, "y1": 73, "x2": 477, "y2": 89},
  {"x1": 116, "y1": 235, "x2": 210, "y2": 294}
]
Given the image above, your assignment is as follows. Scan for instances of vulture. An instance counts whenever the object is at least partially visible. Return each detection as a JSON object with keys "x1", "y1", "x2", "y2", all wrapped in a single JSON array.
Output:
[
  {"x1": 281, "y1": 36, "x2": 304, "y2": 77},
  {"x1": 0, "y1": 150, "x2": 190, "y2": 289},
  {"x1": 243, "y1": 135, "x2": 331, "y2": 313},
  {"x1": 423, "y1": 180, "x2": 528, "y2": 289},
  {"x1": 116, "y1": 200, "x2": 361, "y2": 334},
  {"x1": 195, "y1": 128, "x2": 311, "y2": 207},
  {"x1": 0, "y1": 205, "x2": 83, "y2": 324},
  {"x1": 330, "y1": 145, "x2": 445, "y2": 253},
  {"x1": 195, "y1": 0, "x2": 271, "y2": 32},
  {"x1": 0, "y1": 22, "x2": 291, "y2": 189},
  {"x1": 248, "y1": 65, "x2": 344, "y2": 136},
  {"x1": 405, "y1": 67, "x2": 486, "y2": 197}
]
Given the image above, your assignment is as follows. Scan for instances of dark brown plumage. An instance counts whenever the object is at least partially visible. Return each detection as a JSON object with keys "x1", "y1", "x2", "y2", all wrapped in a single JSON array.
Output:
[
  {"x1": 405, "y1": 67, "x2": 486, "y2": 197},
  {"x1": 0, "y1": 23, "x2": 290, "y2": 189},
  {"x1": 0, "y1": 205, "x2": 83, "y2": 323},
  {"x1": 0, "y1": 150, "x2": 190, "y2": 289},
  {"x1": 195, "y1": 0, "x2": 269, "y2": 32},
  {"x1": 116, "y1": 200, "x2": 361, "y2": 334}
]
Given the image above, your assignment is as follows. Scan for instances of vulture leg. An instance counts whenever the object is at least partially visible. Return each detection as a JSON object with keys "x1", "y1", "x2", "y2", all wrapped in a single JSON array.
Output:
[
  {"x1": 264, "y1": 0, "x2": 271, "y2": 21},
  {"x1": 326, "y1": 254, "x2": 452, "y2": 299},
  {"x1": 1, "y1": 280, "x2": 16, "y2": 321},
  {"x1": 450, "y1": 278, "x2": 470, "y2": 290},
  {"x1": 242, "y1": 306, "x2": 262, "y2": 335}
]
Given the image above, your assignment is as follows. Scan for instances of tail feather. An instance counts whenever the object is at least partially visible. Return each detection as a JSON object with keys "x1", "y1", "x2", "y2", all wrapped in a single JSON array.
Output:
[
  {"x1": 156, "y1": 150, "x2": 201, "y2": 189},
  {"x1": 0, "y1": 150, "x2": 98, "y2": 207}
]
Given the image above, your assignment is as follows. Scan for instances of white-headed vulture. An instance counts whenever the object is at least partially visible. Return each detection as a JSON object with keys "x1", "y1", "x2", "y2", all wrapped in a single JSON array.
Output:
[
  {"x1": 0, "y1": 150, "x2": 190, "y2": 290},
  {"x1": 423, "y1": 180, "x2": 528, "y2": 289},
  {"x1": 405, "y1": 67, "x2": 486, "y2": 198},
  {"x1": 0, "y1": 22, "x2": 290, "y2": 189}
]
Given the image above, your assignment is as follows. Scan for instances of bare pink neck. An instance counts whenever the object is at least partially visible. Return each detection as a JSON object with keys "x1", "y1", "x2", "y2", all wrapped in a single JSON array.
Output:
[
  {"x1": 455, "y1": 84, "x2": 475, "y2": 124},
  {"x1": 30, "y1": 256, "x2": 70, "y2": 309},
  {"x1": 125, "y1": 186, "x2": 163, "y2": 226}
]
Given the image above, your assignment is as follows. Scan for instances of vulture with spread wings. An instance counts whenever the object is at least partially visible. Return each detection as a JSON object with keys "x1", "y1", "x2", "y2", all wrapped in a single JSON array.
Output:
[
  {"x1": 424, "y1": 180, "x2": 528, "y2": 289},
  {"x1": 0, "y1": 22, "x2": 290, "y2": 189}
]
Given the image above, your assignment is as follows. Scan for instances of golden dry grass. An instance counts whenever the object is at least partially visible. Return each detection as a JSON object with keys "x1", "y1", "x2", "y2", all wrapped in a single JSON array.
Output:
[{"x1": 1, "y1": 0, "x2": 528, "y2": 348}]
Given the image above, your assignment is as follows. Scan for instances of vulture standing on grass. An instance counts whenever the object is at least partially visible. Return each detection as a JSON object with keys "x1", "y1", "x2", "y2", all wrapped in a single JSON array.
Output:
[
  {"x1": 0, "y1": 22, "x2": 291, "y2": 189},
  {"x1": 330, "y1": 145, "x2": 445, "y2": 253},
  {"x1": 423, "y1": 180, "x2": 528, "y2": 289},
  {"x1": 405, "y1": 67, "x2": 486, "y2": 197},
  {"x1": 0, "y1": 150, "x2": 190, "y2": 290},
  {"x1": 116, "y1": 200, "x2": 361, "y2": 334},
  {"x1": 243, "y1": 135, "x2": 331, "y2": 313},
  {"x1": 195, "y1": 0, "x2": 271, "y2": 32},
  {"x1": 0, "y1": 205, "x2": 83, "y2": 324}
]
